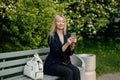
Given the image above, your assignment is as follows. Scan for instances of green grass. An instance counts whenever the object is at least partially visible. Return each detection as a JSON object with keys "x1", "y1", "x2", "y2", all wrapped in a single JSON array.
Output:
[{"x1": 76, "y1": 40, "x2": 120, "y2": 77}]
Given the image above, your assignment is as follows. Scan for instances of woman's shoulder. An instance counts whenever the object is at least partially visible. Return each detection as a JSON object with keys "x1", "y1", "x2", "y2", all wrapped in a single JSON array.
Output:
[{"x1": 47, "y1": 33, "x2": 56, "y2": 41}]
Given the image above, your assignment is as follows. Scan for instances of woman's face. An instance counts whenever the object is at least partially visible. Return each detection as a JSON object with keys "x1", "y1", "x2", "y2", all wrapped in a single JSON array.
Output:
[{"x1": 55, "y1": 17, "x2": 65, "y2": 30}]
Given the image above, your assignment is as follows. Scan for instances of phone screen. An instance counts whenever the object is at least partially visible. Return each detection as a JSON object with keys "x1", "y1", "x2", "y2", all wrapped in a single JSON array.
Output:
[{"x1": 71, "y1": 32, "x2": 76, "y2": 37}]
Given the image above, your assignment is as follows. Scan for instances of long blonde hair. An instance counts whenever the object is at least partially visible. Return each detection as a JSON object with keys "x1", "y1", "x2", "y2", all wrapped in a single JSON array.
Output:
[{"x1": 49, "y1": 15, "x2": 67, "y2": 38}]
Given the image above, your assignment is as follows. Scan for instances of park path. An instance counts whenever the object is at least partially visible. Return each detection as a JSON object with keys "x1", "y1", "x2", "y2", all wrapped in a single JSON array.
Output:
[{"x1": 97, "y1": 72, "x2": 120, "y2": 80}]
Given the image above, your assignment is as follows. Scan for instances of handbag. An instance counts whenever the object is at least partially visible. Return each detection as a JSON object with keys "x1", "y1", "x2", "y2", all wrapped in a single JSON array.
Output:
[{"x1": 24, "y1": 53, "x2": 43, "y2": 80}]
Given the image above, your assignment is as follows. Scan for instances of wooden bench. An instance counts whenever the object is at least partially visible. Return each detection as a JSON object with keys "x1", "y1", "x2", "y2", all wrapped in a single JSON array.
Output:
[{"x1": 0, "y1": 48, "x2": 85, "y2": 80}]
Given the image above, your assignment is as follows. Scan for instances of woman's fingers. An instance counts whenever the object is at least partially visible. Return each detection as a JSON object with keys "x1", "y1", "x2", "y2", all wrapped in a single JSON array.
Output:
[
  {"x1": 67, "y1": 38, "x2": 72, "y2": 45},
  {"x1": 70, "y1": 36, "x2": 77, "y2": 43},
  {"x1": 67, "y1": 36, "x2": 77, "y2": 45}
]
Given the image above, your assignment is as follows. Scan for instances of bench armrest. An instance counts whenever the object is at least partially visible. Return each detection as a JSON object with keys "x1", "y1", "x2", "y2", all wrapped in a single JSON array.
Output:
[
  {"x1": 70, "y1": 54, "x2": 85, "y2": 70},
  {"x1": 70, "y1": 54, "x2": 85, "y2": 80}
]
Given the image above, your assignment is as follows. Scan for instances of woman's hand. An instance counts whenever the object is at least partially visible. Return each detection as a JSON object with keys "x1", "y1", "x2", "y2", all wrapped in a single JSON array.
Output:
[
  {"x1": 62, "y1": 37, "x2": 72, "y2": 52},
  {"x1": 67, "y1": 37, "x2": 72, "y2": 45},
  {"x1": 63, "y1": 36, "x2": 77, "y2": 52},
  {"x1": 67, "y1": 36, "x2": 77, "y2": 45},
  {"x1": 70, "y1": 36, "x2": 77, "y2": 43},
  {"x1": 69, "y1": 36, "x2": 77, "y2": 51}
]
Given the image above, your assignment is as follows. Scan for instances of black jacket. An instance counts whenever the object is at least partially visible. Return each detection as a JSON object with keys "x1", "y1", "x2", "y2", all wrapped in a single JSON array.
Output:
[{"x1": 44, "y1": 32, "x2": 74, "y2": 75}]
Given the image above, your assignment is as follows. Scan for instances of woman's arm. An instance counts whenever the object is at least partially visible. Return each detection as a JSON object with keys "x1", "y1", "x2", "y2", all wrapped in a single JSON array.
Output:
[
  {"x1": 62, "y1": 35, "x2": 77, "y2": 52},
  {"x1": 70, "y1": 43, "x2": 76, "y2": 51},
  {"x1": 62, "y1": 41, "x2": 70, "y2": 52},
  {"x1": 62, "y1": 37, "x2": 72, "y2": 52}
]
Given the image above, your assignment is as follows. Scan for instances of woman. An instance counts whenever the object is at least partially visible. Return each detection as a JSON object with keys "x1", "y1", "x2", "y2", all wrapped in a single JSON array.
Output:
[{"x1": 44, "y1": 15, "x2": 80, "y2": 80}]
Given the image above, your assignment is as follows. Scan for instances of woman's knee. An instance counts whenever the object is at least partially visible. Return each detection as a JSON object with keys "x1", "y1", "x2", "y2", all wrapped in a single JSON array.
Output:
[
  {"x1": 73, "y1": 67, "x2": 81, "y2": 80},
  {"x1": 75, "y1": 67, "x2": 80, "y2": 74},
  {"x1": 65, "y1": 68, "x2": 73, "y2": 76},
  {"x1": 64, "y1": 69, "x2": 73, "y2": 80}
]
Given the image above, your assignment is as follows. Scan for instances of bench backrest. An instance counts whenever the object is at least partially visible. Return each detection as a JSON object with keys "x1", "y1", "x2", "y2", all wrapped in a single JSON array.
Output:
[{"x1": 0, "y1": 48, "x2": 50, "y2": 80}]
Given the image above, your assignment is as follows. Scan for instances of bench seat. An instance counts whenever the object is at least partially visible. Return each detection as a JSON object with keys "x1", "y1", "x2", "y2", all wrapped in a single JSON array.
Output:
[
  {"x1": 0, "y1": 48, "x2": 85, "y2": 80},
  {"x1": 4, "y1": 75, "x2": 60, "y2": 80}
]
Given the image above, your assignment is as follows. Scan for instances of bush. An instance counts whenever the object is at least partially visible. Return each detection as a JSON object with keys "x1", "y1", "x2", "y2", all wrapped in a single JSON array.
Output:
[
  {"x1": 0, "y1": 0, "x2": 59, "y2": 52},
  {"x1": 0, "y1": 0, "x2": 119, "y2": 52},
  {"x1": 64, "y1": 0, "x2": 119, "y2": 42}
]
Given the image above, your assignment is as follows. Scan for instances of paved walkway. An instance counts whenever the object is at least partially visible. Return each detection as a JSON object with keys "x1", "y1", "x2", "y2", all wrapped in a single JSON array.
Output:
[{"x1": 97, "y1": 72, "x2": 120, "y2": 80}]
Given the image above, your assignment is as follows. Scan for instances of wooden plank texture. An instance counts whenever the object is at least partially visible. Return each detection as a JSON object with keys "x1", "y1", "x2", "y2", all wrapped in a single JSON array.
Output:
[
  {"x1": 0, "y1": 48, "x2": 49, "y2": 59},
  {"x1": 0, "y1": 66, "x2": 24, "y2": 76}
]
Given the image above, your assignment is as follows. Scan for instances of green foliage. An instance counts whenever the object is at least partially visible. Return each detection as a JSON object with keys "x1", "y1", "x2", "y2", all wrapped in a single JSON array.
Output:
[
  {"x1": 64, "y1": 0, "x2": 119, "y2": 42},
  {"x1": 0, "y1": 0, "x2": 59, "y2": 52},
  {"x1": 0, "y1": 0, "x2": 119, "y2": 52}
]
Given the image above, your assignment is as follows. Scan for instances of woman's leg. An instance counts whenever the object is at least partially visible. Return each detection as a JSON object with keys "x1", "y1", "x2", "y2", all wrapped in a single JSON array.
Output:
[
  {"x1": 54, "y1": 64, "x2": 73, "y2": 80},
  {"x1": 66, "y1": 64, "x2": 80, "y2": 80}
]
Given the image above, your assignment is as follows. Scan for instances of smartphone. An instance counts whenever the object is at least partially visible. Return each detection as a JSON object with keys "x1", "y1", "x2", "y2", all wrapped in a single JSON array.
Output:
[{"x1": 71, "y1": 32, "x2": 76, "y2": 37}]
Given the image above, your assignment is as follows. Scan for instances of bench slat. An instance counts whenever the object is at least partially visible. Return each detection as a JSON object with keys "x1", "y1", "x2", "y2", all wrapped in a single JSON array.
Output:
[
  {"x1": 4, "y1": 75, "x2": 25, "y2": 80},
  {"x1": 0, "y1": 66, "x2": 24, "y2": 76},
  {"x1": 40, "y1": 55, "x2": 47, "y2": 61},
  {"x1": 0, "y1": 55, "x2": 47, "y2": 68},
  {"x1": 43, "y1": 75, "x2": 60, "y2": 80},
  {"x1": 15, "y1": 76, "x2": 32, "y2": 80},
  {"x1": 0, "y1": 58, "x2": 31, "y2": 68},
  {"x1": 0, "y1": 48, "x2": 49, "y2": 59},
  {"x1": 4, "y1": 75, "x2": 32, "y2": 80},
  {"x1": 4, "y1": 74, "x2": 60, "y2": 80}
]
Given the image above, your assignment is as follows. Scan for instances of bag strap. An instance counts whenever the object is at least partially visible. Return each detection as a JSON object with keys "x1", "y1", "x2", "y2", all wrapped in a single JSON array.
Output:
[{"x1": 34, "y1": 53, "x2": 43, "y2": 63}]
